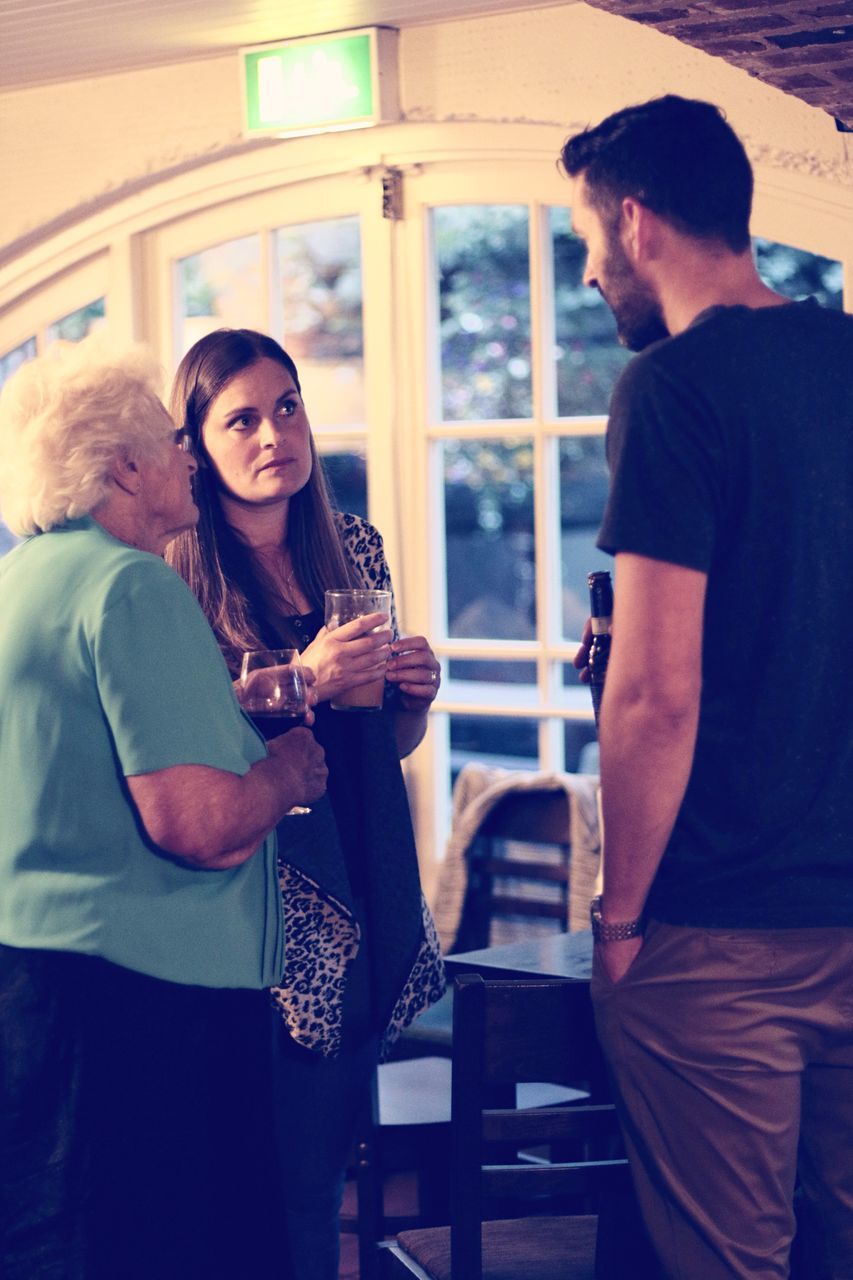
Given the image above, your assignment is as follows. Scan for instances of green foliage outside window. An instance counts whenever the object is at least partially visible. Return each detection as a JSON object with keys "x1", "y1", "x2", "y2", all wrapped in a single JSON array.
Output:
[
  {"x1": 277, "y1": 218, "x2": 363, "y2": 361},
  {"x1": 436, "y1": 205, "x2": 532, "y2": 422},
  {"x1": 180, "y1": 256, "x2": 218, "y2": 318},
  {"x1": 46, "y1": 298, "x2": 106, "y2": 344},
  {"x1": 551, "y1": 208, "x2": 632, "y2": 417}
]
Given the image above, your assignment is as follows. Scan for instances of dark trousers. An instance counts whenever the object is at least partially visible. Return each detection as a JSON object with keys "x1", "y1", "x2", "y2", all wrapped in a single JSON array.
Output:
[
  {"x1": 274, "y1": 1024, "x2": 378, "y2": 1280},
  {"x1": 272, "y1": 922, "x2": 379, "y2": 1280},
  {"x1": 592, "y1": 921, "x2": 853, "y2": 1280},
  {"x1": 0, "y1": 944, "x2": 286, "y2": 1280}
]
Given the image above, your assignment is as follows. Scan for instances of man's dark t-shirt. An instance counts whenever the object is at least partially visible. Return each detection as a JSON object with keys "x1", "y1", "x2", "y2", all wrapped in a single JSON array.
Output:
[{"x1": 598, "y1": 299, "x2": 853, "y2": 927}]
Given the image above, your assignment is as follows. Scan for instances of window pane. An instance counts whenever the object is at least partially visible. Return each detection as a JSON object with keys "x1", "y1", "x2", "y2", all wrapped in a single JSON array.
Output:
[
  {"x1": 0, "y1": 338, "x2": 36, "y2": 556},
  {"x1": 444, "y1": 438, "x2": 535, "y2": 640},
  {"x1": 434, "y1": 206, "x2": 531, "y2": 421},
  {"x1": 754, "y1": 238, "x2": 843, "y2": 310},
  {"x1": 559, "y1": 436, "x2": 611, "y2": 639},
  {"x1": 564, "y1": 719, "x2": 599, "y2": 774},
  {"x1": 447, "y1": 658, "x2": 537, "y2": 687},
  {"x1": 0, "y1": 336, "x2": 36, "y2": 389},
  {"x1": 275, "y1": 218, "x2": 364, "y2": 429},
  {"x1": 320, "y1": 449, "x2": 368, "y2": 520},
  {"x1": 176, "y1": 235, "x2": 262, "y2": 359},
  {"x1": 551, "y1": 207, "x2": 631, "y2": 417},
  {"x1": 446, "y1": 659, "x2": 538, "y2": 714},
  {"x1": 46, "y1": 297, "x2": 106, "y2": 344},
  {"x1": 450, "y1": 714, "x2": 539, "y2": 779},
  {"x1": 561, "y1": 661, "x2": 588, "y2": 690}
]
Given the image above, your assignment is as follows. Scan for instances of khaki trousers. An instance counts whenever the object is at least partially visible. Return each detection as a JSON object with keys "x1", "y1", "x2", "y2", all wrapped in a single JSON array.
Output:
[{"x1": 592, "y1": 921, "x2": 853, "y2": 1280}]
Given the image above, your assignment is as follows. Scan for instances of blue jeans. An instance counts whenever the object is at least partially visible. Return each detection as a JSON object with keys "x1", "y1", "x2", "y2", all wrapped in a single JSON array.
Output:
[{"x1": 273, "y1": 935, "x2": 379, "y2": 1280}]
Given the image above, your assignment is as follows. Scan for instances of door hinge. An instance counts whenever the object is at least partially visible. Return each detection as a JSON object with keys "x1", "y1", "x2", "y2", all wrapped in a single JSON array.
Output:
[{"x1": 381, "y1": 167, "x2": 404, "y2": 221}]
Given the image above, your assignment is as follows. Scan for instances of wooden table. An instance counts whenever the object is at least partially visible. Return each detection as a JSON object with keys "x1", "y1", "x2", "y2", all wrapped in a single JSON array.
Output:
[
  {"x1": 443, "y1": 929, "x2": 654, "y2": 1275},
  {"x1": 444, "y1": 928, "x2": 593, "y2": 983},
  {"x1": 444, "y1": 929, "x2": 596, "y2": 1055},
  {"x1": 444, "y1": 928, "x2": 611, "y2": 1158},
  {"x1": 399, "y1": 932, "x2": 593, "y2": 1057}
]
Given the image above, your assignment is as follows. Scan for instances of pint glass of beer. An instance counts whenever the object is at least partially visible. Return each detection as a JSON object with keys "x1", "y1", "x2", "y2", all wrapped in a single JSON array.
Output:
[{"x1": 324, "y1": 589, "x2": 392, "y2": 711}]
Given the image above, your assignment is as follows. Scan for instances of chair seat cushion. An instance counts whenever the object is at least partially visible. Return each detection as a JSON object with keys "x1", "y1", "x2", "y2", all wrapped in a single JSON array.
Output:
[{"x1": 396, "y1": 1214, "x2": 598, "y2": 1280}]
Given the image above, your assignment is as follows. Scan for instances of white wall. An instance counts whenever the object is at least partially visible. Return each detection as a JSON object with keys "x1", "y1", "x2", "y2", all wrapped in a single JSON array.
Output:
[{"x1": 2, "y1": 2, "x2": 850, "y2": 258}]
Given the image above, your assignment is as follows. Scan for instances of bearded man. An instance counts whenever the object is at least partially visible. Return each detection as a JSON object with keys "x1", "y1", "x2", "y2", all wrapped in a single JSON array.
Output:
[{"x1": 561, "y1": 96, "x2": 853, "y2": 1280}]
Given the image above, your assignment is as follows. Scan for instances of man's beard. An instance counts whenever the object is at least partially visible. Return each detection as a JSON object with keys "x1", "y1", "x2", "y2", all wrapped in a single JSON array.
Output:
[{"x1": 600, "y1": 234, "x2": 669, "y2": 352}]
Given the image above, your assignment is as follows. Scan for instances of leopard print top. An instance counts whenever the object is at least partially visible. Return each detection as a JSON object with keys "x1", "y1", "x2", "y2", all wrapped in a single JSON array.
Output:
[
  {"x1": 270, "y1": 513, "x2": 445, "y2": 1058},
  {"x1": 335, "y1": 512, "x2": 399, "y2": 639}
]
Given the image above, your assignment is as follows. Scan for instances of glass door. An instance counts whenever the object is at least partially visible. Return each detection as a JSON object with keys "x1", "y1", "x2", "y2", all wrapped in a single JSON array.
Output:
[{"x1": 392, "y1": 161, "x2": 628, "y2": 859}]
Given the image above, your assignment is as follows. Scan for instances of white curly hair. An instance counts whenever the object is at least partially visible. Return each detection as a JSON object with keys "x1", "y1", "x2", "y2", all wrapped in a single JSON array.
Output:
[{"x1": 0, "y1": 335, "x2": 171, "y2": 535}]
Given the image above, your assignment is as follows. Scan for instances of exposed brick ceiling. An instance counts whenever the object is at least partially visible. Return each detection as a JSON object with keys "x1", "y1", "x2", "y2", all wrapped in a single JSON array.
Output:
[{"x1": 581, "y1": 1, "x2": 853, "y2": 130}]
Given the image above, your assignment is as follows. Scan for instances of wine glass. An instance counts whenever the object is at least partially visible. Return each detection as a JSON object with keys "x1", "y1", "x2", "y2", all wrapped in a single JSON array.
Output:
[{"x1": 237, "y1": 648, "x2": 312, "y2": 816}]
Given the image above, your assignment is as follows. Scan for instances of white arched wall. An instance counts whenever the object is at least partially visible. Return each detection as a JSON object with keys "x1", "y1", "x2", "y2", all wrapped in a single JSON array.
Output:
[
  {"x1": 2, "y1": 2, "x2": 851, "y2": 262},
  {"x1": 2, "y1": 3, "x2": 851, "y2": 346}
]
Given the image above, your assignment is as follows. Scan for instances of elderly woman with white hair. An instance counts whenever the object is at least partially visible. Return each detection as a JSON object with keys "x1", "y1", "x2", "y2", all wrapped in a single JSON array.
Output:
[{"x1": 0, "y1": 338, "x2": 327, "y2": 1280}]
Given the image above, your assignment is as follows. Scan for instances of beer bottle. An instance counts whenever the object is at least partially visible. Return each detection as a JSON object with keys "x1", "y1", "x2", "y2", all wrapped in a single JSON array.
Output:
[{"x1": 586, "y1": 570, "x2": 613, "y2": 728}]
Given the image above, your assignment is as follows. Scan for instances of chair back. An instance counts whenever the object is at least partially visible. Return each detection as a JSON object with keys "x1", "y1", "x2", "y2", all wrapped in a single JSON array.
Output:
[
  {"x1": 449, "y1": 974, "x2": 627, "y2": 1279},
  {"x1": 454, "y1": 789, "x2": 571, "y2": 950}
]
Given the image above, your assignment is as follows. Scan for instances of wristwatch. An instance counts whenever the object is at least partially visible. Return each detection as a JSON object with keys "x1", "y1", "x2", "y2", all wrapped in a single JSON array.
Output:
[{"x1": 590, "y1": 895, "x2": 643, "y2": 943}]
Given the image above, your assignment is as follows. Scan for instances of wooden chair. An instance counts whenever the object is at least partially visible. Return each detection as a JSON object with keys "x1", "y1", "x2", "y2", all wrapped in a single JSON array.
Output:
[
  {"x1": 345, "y1": 790, "x2": 584, "y2": 1279},
  {"x1": 452, "y1": 788, "x2": 572, "y2": 953},
  {"x1": 344, "y1": 1049, "x2": 585, "y2": 1279},
  {"x1": 342, "y1": 1056, "x2": 454, "y2": 1280},
  {"x1": 381, "y1": 974, "x2": 660, "y2": 1280},
  {"x1": 398, "y1": 786, "x2": 575, "y2": 1063}
]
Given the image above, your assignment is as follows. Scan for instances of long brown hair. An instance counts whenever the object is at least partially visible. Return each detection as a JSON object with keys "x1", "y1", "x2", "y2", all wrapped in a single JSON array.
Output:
[{"x1": 166, "y1": 328, "x2": 360, "y2": 668}]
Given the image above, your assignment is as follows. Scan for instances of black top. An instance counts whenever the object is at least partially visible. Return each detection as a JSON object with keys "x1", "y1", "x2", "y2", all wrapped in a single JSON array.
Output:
[
  {"x1": 598, "y1": 299, "x2": 853, "y2": 928},
  {"x1": 276, "y1": 609, "x2": 424, "y2": 1028}
]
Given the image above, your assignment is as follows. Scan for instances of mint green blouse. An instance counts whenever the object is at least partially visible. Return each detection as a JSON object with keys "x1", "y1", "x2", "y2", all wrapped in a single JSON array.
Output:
[{"x1": 0, "y1": 517, "x2": 283, "y2": 989}]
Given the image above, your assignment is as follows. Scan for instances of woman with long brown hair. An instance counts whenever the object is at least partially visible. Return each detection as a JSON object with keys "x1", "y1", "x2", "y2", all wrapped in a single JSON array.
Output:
[{"x1": 167, "y1": 328, "x2": 445, "y2": 1280}]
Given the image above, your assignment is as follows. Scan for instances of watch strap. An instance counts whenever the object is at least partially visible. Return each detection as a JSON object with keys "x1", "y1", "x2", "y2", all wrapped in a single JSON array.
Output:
[{"x1": 590, "y1": 895, "x2": 643, "y2": 943}]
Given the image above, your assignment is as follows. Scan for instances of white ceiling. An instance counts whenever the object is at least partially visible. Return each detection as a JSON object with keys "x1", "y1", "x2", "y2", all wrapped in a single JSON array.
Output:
[{"x1": 0, "y1": 0, "x2": 570, "y2": 92}]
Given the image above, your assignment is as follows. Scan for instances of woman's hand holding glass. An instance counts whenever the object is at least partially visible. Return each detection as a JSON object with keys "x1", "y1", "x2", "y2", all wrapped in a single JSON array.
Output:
[
  {"x1": 385, "y1": 635, "x2": 441, "y2": 711},
  {"x1": 299, "y1": 613, "x2": 392, "y2": 707}
]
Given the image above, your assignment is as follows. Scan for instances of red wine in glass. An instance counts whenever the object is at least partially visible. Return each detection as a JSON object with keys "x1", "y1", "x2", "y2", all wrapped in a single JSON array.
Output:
[
  {"x1": 237, "y1": 648, "x2": 312, "y2": 815},
  {"x1": 248, "y1": 706, "x2": 306, "y2": 740}
]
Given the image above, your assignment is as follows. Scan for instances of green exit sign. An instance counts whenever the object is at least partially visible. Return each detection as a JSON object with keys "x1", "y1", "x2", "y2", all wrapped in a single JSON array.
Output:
[{"x1": 241, "y1": 28, "x2": 399, "y2": 138}]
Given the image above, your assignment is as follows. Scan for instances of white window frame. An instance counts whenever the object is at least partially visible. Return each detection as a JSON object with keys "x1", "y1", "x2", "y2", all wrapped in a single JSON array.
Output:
[
  {"x1": 0, "y1": 253, "x2": 109, "y2": 361},
  {"x1": 394, "y1": 163, "x2": 615, "y2": 873}
]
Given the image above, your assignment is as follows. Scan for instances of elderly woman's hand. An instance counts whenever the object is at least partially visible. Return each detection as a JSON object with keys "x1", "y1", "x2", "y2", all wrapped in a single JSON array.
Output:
[
  {"x1": 299, "y1": 612, "x2": 392, "y2": 705},
  {"x1": 266, "y1": 726, "x2": 328, "y2": 805},
  {"x1": 386, "y1": 636, "x2": 441, "y2": 712}
]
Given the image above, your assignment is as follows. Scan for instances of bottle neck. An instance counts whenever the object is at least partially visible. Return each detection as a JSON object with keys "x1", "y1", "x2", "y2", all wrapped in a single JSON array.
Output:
[{"x1": 590, "y1": 615, "x2": 612, "y2": 636}]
